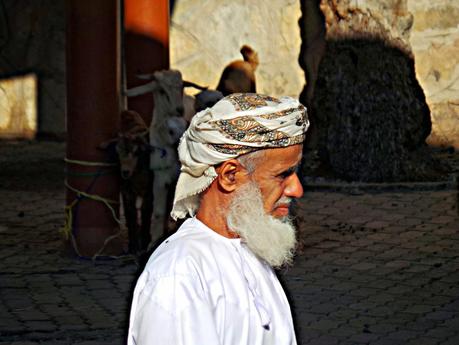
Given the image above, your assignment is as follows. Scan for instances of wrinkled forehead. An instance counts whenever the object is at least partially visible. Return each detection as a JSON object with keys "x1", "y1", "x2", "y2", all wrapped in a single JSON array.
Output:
[
  {"x1": 243, "y1": 145, "x2": 303, "y2": 174},
  {"x1": 264, "y1": 144, "x2": 303, "y2": 162}
]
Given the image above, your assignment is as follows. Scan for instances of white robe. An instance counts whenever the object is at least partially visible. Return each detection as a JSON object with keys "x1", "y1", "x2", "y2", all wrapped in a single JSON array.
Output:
[{"x1": 128, "y1": 217, "x2": 297, "y2": 345}]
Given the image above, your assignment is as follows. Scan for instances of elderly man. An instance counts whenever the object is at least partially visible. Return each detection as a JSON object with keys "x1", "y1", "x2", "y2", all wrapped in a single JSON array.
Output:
[{"x1": 128, "y1": 93, "x2": 309, "y2": 345}]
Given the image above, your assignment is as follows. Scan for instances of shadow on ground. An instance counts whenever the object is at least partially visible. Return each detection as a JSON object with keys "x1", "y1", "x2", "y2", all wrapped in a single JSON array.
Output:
[{"x1": 0, "y1": 140, "x2": 458, "y2": 345}]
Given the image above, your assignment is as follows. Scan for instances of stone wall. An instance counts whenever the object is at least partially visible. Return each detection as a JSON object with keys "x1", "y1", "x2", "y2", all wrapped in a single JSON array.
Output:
[
  {"x1": 408, "y1": 0, "x2": 459, "y2": 148},
  {"x1": 0, "y1": 0, "x2": 66, "y2": 139},
  {"x1": 169, "y1": 0, "x2": 304, "y2": 98},
  {"x1": 319, "y1": 0, "x2": 413, "y2": 47},
  {"x1": 0, "y1": 0, "x2": 455, "y2": 145}
]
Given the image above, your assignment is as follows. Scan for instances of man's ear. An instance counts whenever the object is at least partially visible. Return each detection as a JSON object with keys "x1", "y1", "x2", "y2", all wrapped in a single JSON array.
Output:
[{"x1": 216, "y1": 159, "x2": 248, "y2": 192}]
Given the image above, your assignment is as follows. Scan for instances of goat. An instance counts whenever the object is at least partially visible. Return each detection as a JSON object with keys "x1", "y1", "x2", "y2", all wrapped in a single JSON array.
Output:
[
  {"x1": 99, "y1": 110, "x2": 153, "y2": 255},
  {"x1": 125, "y1": 70, "x2": 223, "y2": 245},
  {"x1": 217, "y1": 45, "x2": 259, "y2": 96},
  {"x1": 125, "y1": 70, "x2": 191, "y2": 246}
]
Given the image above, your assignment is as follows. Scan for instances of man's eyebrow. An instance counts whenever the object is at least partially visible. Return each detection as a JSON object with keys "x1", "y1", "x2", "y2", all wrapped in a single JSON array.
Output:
[{"x1": 278, "y1": 164, "x2": 299, "y2": 176}]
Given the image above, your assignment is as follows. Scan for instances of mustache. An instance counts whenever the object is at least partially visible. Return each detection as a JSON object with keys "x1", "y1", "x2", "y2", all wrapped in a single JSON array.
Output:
[{"x1": 274, "y1": 196, "x2": 292, "y2": 208}]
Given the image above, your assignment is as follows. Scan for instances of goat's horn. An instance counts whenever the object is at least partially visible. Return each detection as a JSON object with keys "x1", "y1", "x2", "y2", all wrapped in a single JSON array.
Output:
[
  {"x1": 136, "y1": 73, "x2": 155, "y2": 80},
  {"x1": 183, "y1": 80, "x2": 208, "y2": 90}
]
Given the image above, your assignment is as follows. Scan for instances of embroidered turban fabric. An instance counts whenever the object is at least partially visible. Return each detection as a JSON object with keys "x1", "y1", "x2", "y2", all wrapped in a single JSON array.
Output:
[{"x1": 171, "y1": 93, "x2": 309, "y2": 220}]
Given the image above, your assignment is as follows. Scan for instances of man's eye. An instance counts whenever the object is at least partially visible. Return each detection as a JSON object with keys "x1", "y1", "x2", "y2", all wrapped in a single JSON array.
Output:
[
  {"x1": 277, "y1": 166, "x2": 299, "y2": 179},
  {"x1": 278, "y1": 170, "x2": 294, "y2": 179}
]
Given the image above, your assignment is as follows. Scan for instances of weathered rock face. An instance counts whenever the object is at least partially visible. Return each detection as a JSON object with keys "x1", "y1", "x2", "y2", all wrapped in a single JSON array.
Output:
[
  {"x1": 319, "y1": 0, "x2": 414, "y2": 48},
  {"x1": 0, "y1": 1, "x2": 66, "y2": 138},
  {"x1": 300, "y1": 0, "x2": 448, "y2": 181},
  {"x1": 170, "y1": 0, "x2": 304, "y2": 98},
  {"x1": 408, "y1": 0, "x2": 459, "y2": 148}
]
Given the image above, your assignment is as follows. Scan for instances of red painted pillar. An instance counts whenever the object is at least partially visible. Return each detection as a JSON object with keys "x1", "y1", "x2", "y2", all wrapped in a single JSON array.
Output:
[
  {"x1": 65, "y1": 0, "x2": 123, "y2": 257},
  {"x1": 124, "y1": 0, "x2": 170, "y2": 125}
]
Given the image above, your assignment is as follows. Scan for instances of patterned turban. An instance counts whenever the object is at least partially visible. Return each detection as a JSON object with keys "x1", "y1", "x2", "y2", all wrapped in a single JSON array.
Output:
[{"x1": 171, "y1": 93, "x2": 309, "y2": 220}]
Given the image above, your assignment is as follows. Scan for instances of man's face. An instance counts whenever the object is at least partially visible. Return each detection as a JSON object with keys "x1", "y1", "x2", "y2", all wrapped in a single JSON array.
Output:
[{"x1": 248, "y1": 144, "x2": 304, "y2": 218}]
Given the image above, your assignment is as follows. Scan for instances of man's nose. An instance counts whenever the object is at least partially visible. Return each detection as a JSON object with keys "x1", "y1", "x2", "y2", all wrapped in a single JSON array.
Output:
[{"x1": 284, "y1": 172, "x2": 303, "y2": 199}]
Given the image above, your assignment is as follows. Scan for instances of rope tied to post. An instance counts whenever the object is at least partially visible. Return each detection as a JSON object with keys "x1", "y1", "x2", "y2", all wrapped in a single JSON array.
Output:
[{"x1": 62, "y1": 157, "x2": 128, "y2": 261}]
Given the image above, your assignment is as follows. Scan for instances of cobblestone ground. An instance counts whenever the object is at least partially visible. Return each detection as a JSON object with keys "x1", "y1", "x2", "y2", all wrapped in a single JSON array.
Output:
[{"x1": 0, "y1": 141, "x2": 458, "y2": 345}]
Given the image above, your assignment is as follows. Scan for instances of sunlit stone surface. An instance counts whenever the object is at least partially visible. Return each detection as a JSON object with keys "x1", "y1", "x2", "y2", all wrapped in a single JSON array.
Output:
[
  {"x1": 0, "y1": 74, "x2": 37, "y2": 139},
  {"x1": 408, "y1": 0, "x2": 459, "y2": 148},
  {"x1": 170, "y1": 0, "x2": 304, "y2": 98}
]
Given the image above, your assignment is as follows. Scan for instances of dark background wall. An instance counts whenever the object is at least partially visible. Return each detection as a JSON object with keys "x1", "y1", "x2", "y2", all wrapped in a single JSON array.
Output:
[{"x1": 0, "y1": 0, "x2": 66, "y2": 138}]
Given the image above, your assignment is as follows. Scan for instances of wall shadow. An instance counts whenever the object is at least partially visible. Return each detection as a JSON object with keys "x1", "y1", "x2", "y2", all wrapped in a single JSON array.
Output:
[{"x1": 310, "y1": 36, "x2": 451, "y2": 182}]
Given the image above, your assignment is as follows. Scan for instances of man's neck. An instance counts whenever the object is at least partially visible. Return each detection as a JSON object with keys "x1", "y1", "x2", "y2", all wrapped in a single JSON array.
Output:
[{"x1": 196, "y1": 203, "x2": 240, "y2": 239}]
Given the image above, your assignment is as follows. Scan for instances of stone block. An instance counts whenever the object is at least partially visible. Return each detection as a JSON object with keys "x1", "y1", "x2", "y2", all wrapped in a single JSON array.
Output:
[
  {"x1": 404, "y1": 304, "x2": 436, "y2": 314},
  {"x1": 424, "y1": 326, "x2": 456, "y2": 340},
  {"x1": 424, "y1": 310, "x2": 456, "y2": 321},
  {"x1": 24, "y1": 320, "x2": 57, "y2": 332},
  {"x1": 387, "y1": 329, "x2": 420, "y2": 341},
  {"x1": 349, "y1": 332, "x2": 381, "y2": 344},
  {"x1": 306, "y1": 334, "x2": 340, "y2": 345}
]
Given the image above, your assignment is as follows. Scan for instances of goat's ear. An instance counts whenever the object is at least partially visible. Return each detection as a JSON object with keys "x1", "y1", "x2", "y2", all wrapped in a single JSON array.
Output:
[
  {"x1": 183, "y1": 80, "x2": 208, "y2": 90},
  {"x1": 98, "y1": 138, "x2": 118, "y2": 150}
]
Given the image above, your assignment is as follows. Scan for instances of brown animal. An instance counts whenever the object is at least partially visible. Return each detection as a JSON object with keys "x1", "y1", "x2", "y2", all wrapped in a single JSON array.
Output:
[
  {"x1": 100, "y1": 110, "x2": 153, "y2": 255},
  {"x1": 217, "y1": 45, "x2": 259, "y2": 96}
]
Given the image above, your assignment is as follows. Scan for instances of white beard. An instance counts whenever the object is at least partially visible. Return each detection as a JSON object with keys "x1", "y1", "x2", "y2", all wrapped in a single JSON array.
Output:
[{"x1": 226, "y1": 181, "x2": 297, "y2": 268}]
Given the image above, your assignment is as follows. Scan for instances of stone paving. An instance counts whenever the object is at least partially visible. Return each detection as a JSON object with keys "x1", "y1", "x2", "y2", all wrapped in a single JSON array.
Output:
[
  {"x1": 284, "y1": 188, "x2": 459, "y2": 345},
  {"x1": 0, "y1": 141, "x2": 458, "y2": 345}
]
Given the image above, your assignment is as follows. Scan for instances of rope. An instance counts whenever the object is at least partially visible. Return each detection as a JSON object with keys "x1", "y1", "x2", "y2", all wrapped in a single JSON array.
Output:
[
  {"x1": 62, "y1": 199, "x2": 78, "y2": 241},
  {"x1": 65, "y1": 158, "x2": 118, "y2": 167},
  {"x1": 62, "y1": 168, "x2": 128, "y2": 261},
  {"x1": 65, "y1": 168, "x2": 117, "y2": 177},
  {"x1": 62, "y1": 181, "x2": 128, "y2": 261},
  {"x1": 65, "y1": 181, "x2": 120, "y2": 212},
  {"x1": 63, "y1": 148, "x2": 154, "y2": 261}
]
